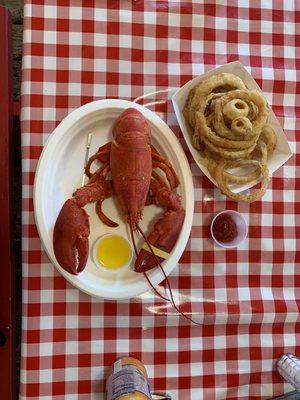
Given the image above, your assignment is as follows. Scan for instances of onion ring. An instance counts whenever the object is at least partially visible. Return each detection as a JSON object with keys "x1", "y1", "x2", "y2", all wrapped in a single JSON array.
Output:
[
  {"x1": 248, "y1": 101, "x2": 259, "y2": 121},
  {"x1": 231, "y1": 116, "x2": 253, "y2": 136},
  {"x1": 213, "y1": 89, "x2": 268, "y2": 140},
  {"x1": 225, "y1": 141, "x2": 268, "y2": 184},
  {"x1": 250, "y1": 140, "x2": 268, "y2": 163},
  {"x1": 205, "y1": 141, "x2": 268, "y2": 185},
  {"x1": 192, "y1": 129, "x2": 202, "y2": 150},
  {"x1": 223, "y1": 99, "x2": 249, "y2": 121},
  {"x1": 183, "y1": 86, "x2": 196, "y2": 125},
  {"x1": 214, "y1": 159, "x2": 270, "y2": 202},
  {"x1": 204, "y1": 92, "x2": 225, "y2": 117},
  {"x1": 195, "y1": 112, "x2": 257, "y2": 150},
  {"x1": 260, "y1": 124, "x2": 277, "y2": 154},
  {"x1": 187, "y1": 73, "x2": 246, "y2": 129},
  {"x1": 201, "y1": 132, "x2": 257, "y2": 159}
]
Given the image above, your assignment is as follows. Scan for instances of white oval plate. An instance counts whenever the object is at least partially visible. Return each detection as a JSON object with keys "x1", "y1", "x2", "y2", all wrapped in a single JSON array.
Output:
[{"x1": 34, "y1": 99, "x2": 194, "y2": 300}]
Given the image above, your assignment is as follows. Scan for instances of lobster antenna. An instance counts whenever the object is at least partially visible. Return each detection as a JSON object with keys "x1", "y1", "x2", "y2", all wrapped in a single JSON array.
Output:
[
  {"x1": 137, "y1": 224, "x2": 201, "y2": 326},
  {"x1": 129, "y1": 221, "x2": 169, "y2": 302},
  {"x1": 129, "y1": 220, "x2": 138, "y2": 255},
  {"x1": 142, "y1": 272, "x2": 170, "y2": 302}
]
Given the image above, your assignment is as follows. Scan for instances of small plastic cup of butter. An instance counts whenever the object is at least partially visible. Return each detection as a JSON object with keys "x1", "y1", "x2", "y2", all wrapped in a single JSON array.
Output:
[{"x1": 92, "y1": 233, "x2": 133, "y2": 272}]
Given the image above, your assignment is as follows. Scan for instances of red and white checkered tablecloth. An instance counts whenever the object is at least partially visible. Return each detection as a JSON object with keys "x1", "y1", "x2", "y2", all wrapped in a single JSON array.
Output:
[{"x1": 20, "y1": 1, "x2": 300, "y2": 399}]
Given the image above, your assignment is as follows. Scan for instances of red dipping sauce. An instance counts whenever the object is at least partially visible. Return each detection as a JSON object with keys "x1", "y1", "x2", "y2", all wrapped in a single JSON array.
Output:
[{"x1": 212, "y1": 213, "x2": 238, "y2": 243}]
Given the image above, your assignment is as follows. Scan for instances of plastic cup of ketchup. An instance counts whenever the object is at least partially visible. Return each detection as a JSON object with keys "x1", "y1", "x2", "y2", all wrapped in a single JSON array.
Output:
[{"x1": 211, "y1": 210, "x2": 248, "y2": 249}]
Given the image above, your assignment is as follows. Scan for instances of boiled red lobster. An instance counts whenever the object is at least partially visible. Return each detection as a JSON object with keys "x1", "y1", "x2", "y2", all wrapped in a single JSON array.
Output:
[{"x1": 53, "y1": 108, "x2": 185, "y2": 277}]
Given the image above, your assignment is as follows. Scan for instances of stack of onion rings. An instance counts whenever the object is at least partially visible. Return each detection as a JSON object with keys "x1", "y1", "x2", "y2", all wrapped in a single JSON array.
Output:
[{"x1": 184, "y1": 73, "x2": 278, "y2": 202}]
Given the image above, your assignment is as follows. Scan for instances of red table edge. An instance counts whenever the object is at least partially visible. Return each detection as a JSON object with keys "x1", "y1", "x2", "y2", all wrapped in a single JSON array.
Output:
[{"x1": 0, "y1": 5, "x2": 15, "y2": 400}]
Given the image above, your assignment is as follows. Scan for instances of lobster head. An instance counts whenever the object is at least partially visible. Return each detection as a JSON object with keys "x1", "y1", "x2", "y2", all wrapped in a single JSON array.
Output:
[{"x1": 112, "y1": 108, "x2": 151, "y2": 147}]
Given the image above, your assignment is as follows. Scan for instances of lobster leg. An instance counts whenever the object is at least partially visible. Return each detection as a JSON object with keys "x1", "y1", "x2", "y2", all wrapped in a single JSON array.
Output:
[
  {"x1": 152, "y1": 170, "x2": 167, "y2": 187},
  {"x1": 134, "y1": 179, "x2": 185, "y2": 272},
  {"x1": 85, "y1": 142, "x2": 112, "y2": 177},
  {"x1": 152, "y1": 150, "x2": 180, "y2": 188},
  {"x1": 73, "y1": 174, "x2": 112, "y2": 206},
  {"x1": 96, "y1": 199, "x2": 118, "y2": 227},
  {"x1": 96, "y1": 142, "x2": 112, "y2": 160},
  {"x1": 151, "y1": 146, "x2": 180, "y2": 188},
  {"x1": 89, "y1": 164, "x2": 110, "y2": 184},
  {"x1": 152, "y1": 160, "x2": 178, "y2": 190},
  {"x1": 146, "y1": 171, "x2": 167, "y2": 205},
  {"x1": 87, "y1": 164, "x2": 118, "y2": 227}
]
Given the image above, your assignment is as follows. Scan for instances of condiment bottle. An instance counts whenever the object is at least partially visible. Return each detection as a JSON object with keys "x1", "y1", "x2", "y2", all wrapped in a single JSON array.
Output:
[
  {"x1": 106, "y1": 357, "x2": 152, "y2": 400},
  {"x1": 277, "y1": 353, "x2": 300, "y2": 391}
]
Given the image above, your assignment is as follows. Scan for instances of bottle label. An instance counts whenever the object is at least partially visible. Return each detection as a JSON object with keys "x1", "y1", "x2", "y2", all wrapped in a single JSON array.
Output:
[{"x1": 107, "y1": 363, "x2": 151, "y2": 400}]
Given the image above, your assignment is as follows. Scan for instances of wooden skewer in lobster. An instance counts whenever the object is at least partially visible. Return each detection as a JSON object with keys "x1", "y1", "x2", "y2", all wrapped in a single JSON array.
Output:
[{"x1": 53, "y1": 108, "x2": 200, "y2": 324}]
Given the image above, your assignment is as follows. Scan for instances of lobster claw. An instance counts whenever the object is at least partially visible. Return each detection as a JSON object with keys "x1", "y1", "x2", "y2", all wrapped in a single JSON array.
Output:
[
  {"x1": 134, "y1": 208, "x2": 185, "y2": 272},
  {"x1": 53, "y1": 199, "x2": 90, "y2": 275}
]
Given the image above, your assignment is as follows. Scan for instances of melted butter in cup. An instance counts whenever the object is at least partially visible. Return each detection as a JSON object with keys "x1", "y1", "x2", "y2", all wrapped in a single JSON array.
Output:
[{"x1": 93, "y1": 234, "x2": 133, "y2": 272}]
